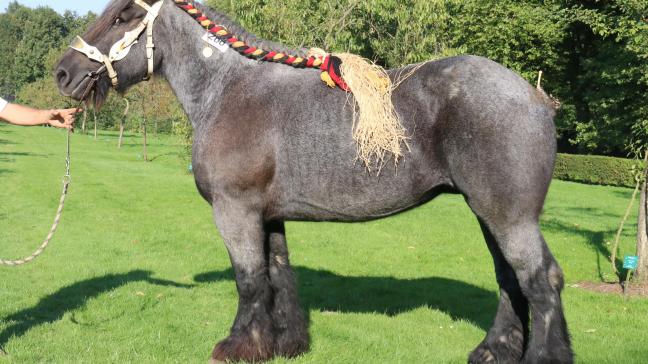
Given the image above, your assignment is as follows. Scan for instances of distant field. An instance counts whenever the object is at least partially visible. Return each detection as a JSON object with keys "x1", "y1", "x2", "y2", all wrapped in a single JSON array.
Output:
[{"x1": 1, "y1": 125, "x2": 647, "y2": 363}]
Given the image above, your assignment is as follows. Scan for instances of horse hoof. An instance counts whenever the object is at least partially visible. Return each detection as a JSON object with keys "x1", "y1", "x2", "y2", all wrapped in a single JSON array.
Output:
[
  {"x1": 522, "y1": 347, "x2": 574, "y2": 364},
  {"x1": 469, "y1": 342, "x2": 521, "y2": 364},
  {"x1": 211, "y1": 334, "x2": 274, "y2": 363},
  {"x1": 468, "y1": 346, "x2": 497, "y2": 364}
]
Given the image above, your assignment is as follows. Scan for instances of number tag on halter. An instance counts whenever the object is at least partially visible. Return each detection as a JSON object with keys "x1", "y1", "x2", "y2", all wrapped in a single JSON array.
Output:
[{"x1": 202, "y1": 33, "x2": 229, "y2": 53}]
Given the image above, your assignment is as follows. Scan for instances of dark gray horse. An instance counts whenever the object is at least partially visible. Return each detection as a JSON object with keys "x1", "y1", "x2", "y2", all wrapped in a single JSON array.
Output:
[{"x1": 55, "y1": 0, "x2": 572, "y2": 363}]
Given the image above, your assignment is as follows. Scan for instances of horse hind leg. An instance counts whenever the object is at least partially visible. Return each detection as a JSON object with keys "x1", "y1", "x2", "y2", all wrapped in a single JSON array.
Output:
[
  {"x1": 469, "y1": 219, "x2": 529, "y2": 364},
  {"x1": 469, "y1": 212, "x2": 572, "y2": 363},
  {"x1": 265, "y1": 221, "x2": 310, "y2": 357},
  {"x1": 450, "y1": 135, "x2": 571, "y2": 361}
]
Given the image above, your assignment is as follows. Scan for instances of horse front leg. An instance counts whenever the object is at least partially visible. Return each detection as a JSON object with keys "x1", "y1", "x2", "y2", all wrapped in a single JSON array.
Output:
[
  {"x1": 266, "y1": 221, "x2": 309, "y2": 357},
  {"x1": 210, "y1": 201, "x2": 275, "y2": 363}
]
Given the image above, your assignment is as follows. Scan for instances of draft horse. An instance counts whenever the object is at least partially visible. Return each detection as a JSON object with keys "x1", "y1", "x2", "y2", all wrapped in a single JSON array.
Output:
[{"x1": 55, "y1": 0, "x2": 573, "y2": 362}]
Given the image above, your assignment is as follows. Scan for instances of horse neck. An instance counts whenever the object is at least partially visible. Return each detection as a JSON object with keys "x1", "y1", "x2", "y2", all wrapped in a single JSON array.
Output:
[{"x1": 156, "y1": 3, "x2": 259, "y2": 128}]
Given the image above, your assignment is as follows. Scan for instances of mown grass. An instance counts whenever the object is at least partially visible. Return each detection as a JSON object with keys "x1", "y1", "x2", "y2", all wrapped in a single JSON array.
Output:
[{"x1": 1, "y1": 125, "x2": 647, "y2": 363}]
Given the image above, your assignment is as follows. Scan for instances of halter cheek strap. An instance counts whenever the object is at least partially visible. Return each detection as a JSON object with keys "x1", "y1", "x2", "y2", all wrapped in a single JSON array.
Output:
[
  {"x1": 70, "y1": 36, "x2": 120, "y2": 86},
  {"x1": 70, "y1": 0, "x2": 164, "y2": 87}
]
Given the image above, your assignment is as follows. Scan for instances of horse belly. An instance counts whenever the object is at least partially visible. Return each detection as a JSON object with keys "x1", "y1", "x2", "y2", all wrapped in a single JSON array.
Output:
[{"x1": 276, "y1": 154, "x2": 445, "y2": 221}]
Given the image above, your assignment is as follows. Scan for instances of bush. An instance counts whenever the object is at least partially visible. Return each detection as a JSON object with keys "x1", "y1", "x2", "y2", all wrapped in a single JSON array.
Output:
[{"x1": 553, "y1": 153, "x2": 642, "y2": 188}]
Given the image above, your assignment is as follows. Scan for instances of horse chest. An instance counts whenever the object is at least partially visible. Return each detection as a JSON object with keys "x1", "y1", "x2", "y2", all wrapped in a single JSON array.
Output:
[{"x1": 192, "y1": 124, "x2": 277, "y2": 203}]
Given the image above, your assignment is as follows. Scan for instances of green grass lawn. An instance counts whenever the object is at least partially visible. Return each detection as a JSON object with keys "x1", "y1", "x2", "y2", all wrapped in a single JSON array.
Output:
[{"x1": 1, "y1": 125, "x2": 647, "y2": 363}]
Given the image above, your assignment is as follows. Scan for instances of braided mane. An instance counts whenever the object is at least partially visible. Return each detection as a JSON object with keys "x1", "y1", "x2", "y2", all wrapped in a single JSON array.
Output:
[
  {"x1": 174, "y1": 0, "x2": 328, "y2": 71},
  {"x1": 191, "y1": 1, "x2": 308, "y2": 58}
]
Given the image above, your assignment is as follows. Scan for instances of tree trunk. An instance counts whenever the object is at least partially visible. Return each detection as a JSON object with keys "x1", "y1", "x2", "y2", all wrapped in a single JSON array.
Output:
[
  {"x1": 637, "y1": 176, "x2": 648, "y2": 282},
  {"x1": 118, "y1": 99, "x2": 129, "y2": 149},
  {"x1": 142, "y1": 119, "x2": 148, "y2": 162}
]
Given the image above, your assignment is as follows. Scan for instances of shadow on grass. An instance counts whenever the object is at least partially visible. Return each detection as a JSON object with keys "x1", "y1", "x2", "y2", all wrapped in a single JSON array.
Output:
[
  {"x1": 148, "y1": 152, "x2": 183, "y2": 162},
  {"x1": 563, "y1": 206, "x2": 630, "y2": 220},
  {"x1": 0, "y1": 152, "x2": 45, "y2": 159},
  {"x1": 610, "y1": 189, "x2": 637, "y2": 199},
  {"x1": 194, "y1": 267, "x2": 497, "y2": 331},
  {"x1": 541, "y1": 217, "x2": 625, "y2": 281},
  {"x1": 0, "y1": 270, "x2": 193, "y2": 351},
  {"x1": 0, "y1": 152, "x2": 51, "y2": 176}
]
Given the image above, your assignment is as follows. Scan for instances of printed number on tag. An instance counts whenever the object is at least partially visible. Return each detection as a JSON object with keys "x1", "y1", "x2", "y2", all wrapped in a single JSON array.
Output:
[{"x1": 202, "y1": 33, "x2": 229, "y2": 53}]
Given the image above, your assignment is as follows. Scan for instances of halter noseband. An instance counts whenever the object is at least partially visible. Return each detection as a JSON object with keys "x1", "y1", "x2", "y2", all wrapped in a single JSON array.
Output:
[{"x1": 70, "y1": 0, "x2": 164, "y2": 88}]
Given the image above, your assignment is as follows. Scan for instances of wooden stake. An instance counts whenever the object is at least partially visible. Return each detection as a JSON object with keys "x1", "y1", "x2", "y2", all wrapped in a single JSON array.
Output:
[
  {"x1": 119, "y1": 99, "x2": 129, "y2": 149},
  {"x1": 624, "y1": 269, "x2": 634, "y2": 296},
  {"x1": 537, "y1": 71, "x2": 543, "y2": 90},
  {"x1": 81, "y1": 108, "x2": 87, "y2": 134},
  {"x1": 93, "y1": 109, "x2": 97, "y2": 140},
  {"x1": 143, "y1": 119, "x2": 148, "y2": 162}
]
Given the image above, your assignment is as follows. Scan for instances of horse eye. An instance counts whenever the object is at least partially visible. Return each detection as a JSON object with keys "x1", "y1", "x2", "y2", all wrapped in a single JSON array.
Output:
[{"x1": 115, "y1": 18, "x2": 122, "y2": 25}]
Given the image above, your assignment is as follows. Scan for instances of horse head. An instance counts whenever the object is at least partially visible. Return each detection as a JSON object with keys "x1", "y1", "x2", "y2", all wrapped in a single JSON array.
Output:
[{"x1": 55, "y1": 0, "x2": 165, "y2": 108}]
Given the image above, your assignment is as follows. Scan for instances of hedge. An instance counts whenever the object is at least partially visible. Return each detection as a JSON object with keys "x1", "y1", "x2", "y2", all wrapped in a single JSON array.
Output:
[{"x1": 553, "y1": 153, "x2": 643, "y2": 188}]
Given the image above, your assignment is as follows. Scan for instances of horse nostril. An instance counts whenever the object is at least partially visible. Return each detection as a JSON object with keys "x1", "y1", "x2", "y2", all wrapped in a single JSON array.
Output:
[{"x1": 56, "y1": 68, "x2": 70, "y2": 87}]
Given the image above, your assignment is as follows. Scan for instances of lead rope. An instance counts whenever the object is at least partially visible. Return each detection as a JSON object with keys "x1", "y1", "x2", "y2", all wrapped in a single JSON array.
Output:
[
  {"x1": 0, "y1": 131, "x2": 71, "y2": 266},
  {"x1": 0, "y1": 74, "x2": 97, "y2": 267}
]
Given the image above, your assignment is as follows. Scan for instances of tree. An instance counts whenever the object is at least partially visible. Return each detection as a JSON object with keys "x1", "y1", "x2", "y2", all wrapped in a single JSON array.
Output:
[
  {"x1": 637, "y1": 167, "x2": 648, "y2": 282},
  {"x1": 12, "y1": 7, "x2": 67, "y2": 92}
]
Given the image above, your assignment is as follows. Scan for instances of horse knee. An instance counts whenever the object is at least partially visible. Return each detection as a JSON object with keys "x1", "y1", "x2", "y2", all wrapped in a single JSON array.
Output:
[
  {"x1": 548, "y1": 261, "x2": 565, "y2": 292},
  {"x1": 490, "y1": 223, "x2": 563, "y2": 300}
]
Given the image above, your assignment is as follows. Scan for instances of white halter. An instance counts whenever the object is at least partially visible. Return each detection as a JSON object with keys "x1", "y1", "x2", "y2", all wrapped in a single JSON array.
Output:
[{"x1": 70, "y1": 0, "x2": 164, "y2": 87}]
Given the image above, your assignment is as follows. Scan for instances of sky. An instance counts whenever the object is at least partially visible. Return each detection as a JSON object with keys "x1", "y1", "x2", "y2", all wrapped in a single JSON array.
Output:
[{"x1": 0, "y1": 0, "x2": 111, "y2": 15}]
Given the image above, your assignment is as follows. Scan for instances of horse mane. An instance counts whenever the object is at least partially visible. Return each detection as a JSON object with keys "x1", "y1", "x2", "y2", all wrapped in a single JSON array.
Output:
[
  {"x1": 190, "y1": 2, "x2": 308, "y2": 58},
  {"x1": 83, "y1": 0, "x2": 133, "y2": 42}
]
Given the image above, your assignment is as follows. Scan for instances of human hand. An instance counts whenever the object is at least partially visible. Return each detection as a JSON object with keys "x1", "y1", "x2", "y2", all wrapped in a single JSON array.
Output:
[{"x1": 47, "y1": 108, "x2": 82, "y2": 129}]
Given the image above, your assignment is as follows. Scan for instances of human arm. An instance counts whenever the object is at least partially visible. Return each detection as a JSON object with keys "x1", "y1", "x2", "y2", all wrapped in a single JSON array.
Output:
[{"x1": 0, "y1": 101, "x2": 80, "y2": 129}]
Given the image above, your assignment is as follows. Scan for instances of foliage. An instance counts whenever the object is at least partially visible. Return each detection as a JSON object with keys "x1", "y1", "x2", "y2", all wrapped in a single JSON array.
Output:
[
  {"x1": 553, "y1": 153, "x2": 643, "y2": 188},
  {"x1": 125, "y1": 77, "x2": 192, "y2": 159},
  {"x1": 559, "y1": 1, "x2": 648, "y2": 156},
  {"x1": 0, "y1": 2, "x2": 95, "y2": 98},
  {"x1": 446, "y1": 1, "x2": 567, "y2": 86},
  {"x1": 207, "y1": 0, "x2": 459, "y2": 64}
]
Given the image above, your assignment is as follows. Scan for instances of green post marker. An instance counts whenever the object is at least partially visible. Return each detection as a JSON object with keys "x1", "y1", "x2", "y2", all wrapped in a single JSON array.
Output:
[
  {"x1": 623, "y1": 256, "x2": 639, "y2": 296},
  {"x1": 623, "y1": 256, "x2": 638, "y2": 270}
]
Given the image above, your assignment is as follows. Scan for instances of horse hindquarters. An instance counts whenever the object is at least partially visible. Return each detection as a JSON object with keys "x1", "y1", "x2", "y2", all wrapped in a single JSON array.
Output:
[{"x1": 442, "y1": 57, "x2": 572, "y2": 363}]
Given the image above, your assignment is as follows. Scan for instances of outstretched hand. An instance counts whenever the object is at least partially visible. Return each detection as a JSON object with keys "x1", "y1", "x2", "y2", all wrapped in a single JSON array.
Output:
[{"x1": 48, "y1": 108, "x2": 82, "y2": 129}]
